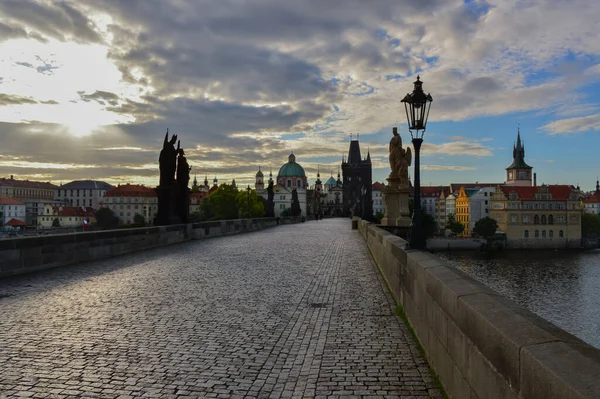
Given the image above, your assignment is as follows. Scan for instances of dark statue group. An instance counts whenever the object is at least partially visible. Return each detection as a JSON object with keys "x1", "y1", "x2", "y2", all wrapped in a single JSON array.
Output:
[{"x1": 156, "y1": 130, "x2": 191, "y2": 225}]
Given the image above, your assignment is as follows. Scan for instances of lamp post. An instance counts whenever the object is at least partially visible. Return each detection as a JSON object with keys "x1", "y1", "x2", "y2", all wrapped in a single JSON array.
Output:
[
  {"x1": 246, "y1": 185, "x2": 251, "y2": 218},
  {"x1": 401, "y1": 76, "x2": 433, "y2": 249}
]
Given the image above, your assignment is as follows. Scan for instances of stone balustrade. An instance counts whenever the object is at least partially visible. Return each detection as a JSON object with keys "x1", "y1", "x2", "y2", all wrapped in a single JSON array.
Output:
[{"x1": 358, "y1": 219, "x2": 600, "y2": 399}]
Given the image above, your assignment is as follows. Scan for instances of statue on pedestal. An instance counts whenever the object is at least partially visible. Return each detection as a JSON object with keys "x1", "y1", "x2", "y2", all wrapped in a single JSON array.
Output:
[
  {"x1": 159, "y1": 131, "x2": 178, "y2": 187},
  {"x1": 389, "y1": 128, "x2": 412, "y2": 188},
  {"x1": 266, "y1": 180, "x2": 275, "y2": 217},
  {"x1": 381, "y1": 127, "x2": 412, "y2": 228}
]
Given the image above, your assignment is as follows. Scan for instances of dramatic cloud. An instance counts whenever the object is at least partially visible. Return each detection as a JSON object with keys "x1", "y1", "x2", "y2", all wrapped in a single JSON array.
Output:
[{"x1": 1, "y1": 0, "x2": 600, "y2": 185}]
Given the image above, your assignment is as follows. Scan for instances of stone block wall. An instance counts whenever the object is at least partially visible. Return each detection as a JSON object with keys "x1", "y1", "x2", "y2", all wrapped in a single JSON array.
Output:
[
  {"x1": 358, "y1": 220, "x2": 600, "y2": 399},
  {"x1": 0, "y1": 218, "x2": 278, "y2": 278}
]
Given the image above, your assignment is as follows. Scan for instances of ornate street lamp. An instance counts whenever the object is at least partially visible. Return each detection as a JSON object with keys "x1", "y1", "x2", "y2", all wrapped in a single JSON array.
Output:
[
  {"x1": 246, "y1": 185, "x2": 251, "y2": 218},
  {"x1": 401, "y1": 76, "x2": 433, "y2": 249}
]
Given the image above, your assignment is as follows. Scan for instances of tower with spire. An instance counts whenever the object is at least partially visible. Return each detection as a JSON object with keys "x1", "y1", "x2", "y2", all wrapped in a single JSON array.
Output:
[
  {"x1": 255, "y1": 166, "x2": 264, "y2": 190},
  {"x1": 506, "y1": 127, "x2": 533, "y2": 186},
  {"x1": 341, "y1": 134, "x2": 373, "y2": 218}
]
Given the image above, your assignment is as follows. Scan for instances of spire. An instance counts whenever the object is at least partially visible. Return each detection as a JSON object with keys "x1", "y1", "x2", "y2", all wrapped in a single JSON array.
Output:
[
  {"x1": 204, "y1": 175, "x2": 209, "y2": 186},
  {"x1": 596, "y1": 178, "x2": 599, "y2": 193},
  {"x1": 193, "y1": 174, "x2": 198, "y2": 187},
  {"x1": 317, "y1": 165, "x2": 320, "y2": 178},
  {"x1": 367, "y1": 147, "x2": 371, "y2": 163}
]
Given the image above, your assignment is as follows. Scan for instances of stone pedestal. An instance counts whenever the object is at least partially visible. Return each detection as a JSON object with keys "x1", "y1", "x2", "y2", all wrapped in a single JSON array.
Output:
[
  {"x1": 381, "y1": 176, "x2": 412, "y2": 227},
  {"x1": 155, "y1": 185, "x2": 182, "y2": 226}
]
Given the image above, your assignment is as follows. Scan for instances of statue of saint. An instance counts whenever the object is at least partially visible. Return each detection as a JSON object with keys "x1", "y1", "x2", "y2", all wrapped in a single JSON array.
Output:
[
  {"x1": 176, "y1": 143, "x2": 191, "y2": 189},
  {"x1": 267, "y1": 180, "x2": 274, "y2": 202},
  {"x1": 159, "y1": 130, "x2": 178, "y2": 187},
  {"x1": 389, "y1": 129, "x2": 412, "y2": 188}
]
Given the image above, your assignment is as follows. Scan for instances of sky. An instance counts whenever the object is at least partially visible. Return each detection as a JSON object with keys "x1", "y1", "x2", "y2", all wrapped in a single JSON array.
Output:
[{"x1": 1, "y1": 0, "x2": 599, "y2": 191}]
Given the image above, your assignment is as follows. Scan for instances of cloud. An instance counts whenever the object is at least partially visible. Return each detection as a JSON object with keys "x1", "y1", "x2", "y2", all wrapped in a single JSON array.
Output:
[
  {"x1": 0, "y1": 0, "x2": 102, "y2": 44},
  {"x1": 542, "y1": 114, "x2": 600, "y2": 134},
  {"x1": 421, "y1": 165, "x2": 477, "y2": 171},
  {"x1": 0, "y1": 93, "x2": 38, "y2": 105},
  {"x1": 78, "y1": 90, "x2": 121, "y2": 106},
  {"x1": 422, "y1": 141, "x2": 494, "y2": 157}
]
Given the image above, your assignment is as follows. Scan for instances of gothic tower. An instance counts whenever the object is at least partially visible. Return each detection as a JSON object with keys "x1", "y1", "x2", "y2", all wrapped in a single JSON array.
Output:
[
  {"x1": 342, "y1": 136, "x2": 373, "y2": 218},
  {"x1": 506, "y1": 128, "x2": 533, "y2": 186}
]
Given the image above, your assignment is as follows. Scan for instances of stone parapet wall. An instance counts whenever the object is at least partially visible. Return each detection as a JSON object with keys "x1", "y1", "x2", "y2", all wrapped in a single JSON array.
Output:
[
  {"x1": 0, "y1": 218, "x2": 278, "y2": 278},
  {"x1": 358, "y1": 219, "x2": 600, "y2": 399}
]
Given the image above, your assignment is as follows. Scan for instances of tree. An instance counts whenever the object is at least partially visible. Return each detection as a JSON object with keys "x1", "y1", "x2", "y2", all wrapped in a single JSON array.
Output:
[
  {"x1": 582, "y1": 214, "x2": 600, "y2": 237},
  {"x1": 189, "y1": 211, "x2": 203, "y2": 223},
  {"x1": 374, "y1": 211, "x2": 384, "y2": 224},
  {"x1": 96, "y1": 207, "x2": 119, "y2": 229},
  {"x1": 446, "y1": 214, "x2": 465, "y2": 236},
  {"x1": 52, "y1": 218, "x2": 60, "y2": 228},
  {"x1": 235, "y1": 189, "x2": 266, "y2": 218},
  {"x1": 133, "y1": 213, "x2": 146, "y2": 226},
  {"x1": 280, "y1": 208, "x2": 292, "y2": 217},
  {"x1": 201, "y1": 185, "x2": 265, "y2": 221},
  {"x1": 421, "y1": 212, "x2": 437, "y2": 238},
  {"x1": 473, "y1": 217, "x2": 499, "y2": 238}
]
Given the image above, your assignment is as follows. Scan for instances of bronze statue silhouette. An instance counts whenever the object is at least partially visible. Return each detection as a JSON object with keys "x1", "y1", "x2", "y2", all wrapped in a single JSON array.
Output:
[
  {"x1": 266, "y1": 180, "x2": 275, "y2": 217},
  {"x1": 159, "y1": 130, "x2": 178, "y2": 187},
  {"x1": 176, "y1": 141, "x2": 191, "y2": 189},
  {"x1": 389, "y1": 128, "x2": 412, "y2": 188}
]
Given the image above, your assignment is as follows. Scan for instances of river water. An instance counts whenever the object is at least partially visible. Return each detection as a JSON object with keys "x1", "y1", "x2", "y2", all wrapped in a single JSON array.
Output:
[{"x1": 437, "y1": 249, "x2": 600, "y2": 349}]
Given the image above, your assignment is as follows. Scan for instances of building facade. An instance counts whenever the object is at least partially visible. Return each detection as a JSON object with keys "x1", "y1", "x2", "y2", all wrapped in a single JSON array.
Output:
[
  {"x1": 342, "y1": 139, "x2": 372, "y2": 218},
  {"x1": 101, "y1": 184, "x2": 158, "y2": 225},
  {"x1": 56, "y1": 180, "x2": 113, "y2": 209},
  {"x1": 372, "y1": 182, "x2": 385, "y2": 215},
  {"x1": 491, "y1": 184, "x2": 582, "y2": 248},
  {"x1": 584, "y1": 180, "x2": 600, "y2": 215},
  {"x1": 0, "y1": 176, "x2": 59, "y2": 226},
  {"x1": 0, "y1": 195, "x2": 26, "y2": 229},
  {"x1": 39, "y1": 205, "x2": 96, "y2": 229}
]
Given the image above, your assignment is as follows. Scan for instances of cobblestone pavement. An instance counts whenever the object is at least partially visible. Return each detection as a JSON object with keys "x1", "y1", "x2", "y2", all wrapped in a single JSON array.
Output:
[{"x1": 0, "y1": 219, "x2": 441, "y2": 398}]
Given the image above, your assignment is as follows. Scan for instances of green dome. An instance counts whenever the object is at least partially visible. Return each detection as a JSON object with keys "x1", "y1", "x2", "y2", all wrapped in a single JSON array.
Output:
[
  {"x1": 256, "y1": 168, "x2": 264, "y2": 178},
  {"x1": 278, "y1": 153, "x2": 306, "y2": 177}
]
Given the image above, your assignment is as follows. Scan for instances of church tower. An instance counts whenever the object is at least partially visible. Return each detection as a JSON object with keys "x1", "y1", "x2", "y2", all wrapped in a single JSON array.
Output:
[
  {"x1": 342, "y1": 135, "x2": 373, "y2": 218},
  {"x1": 255, "y1": 167, "x2": 264, "y2": 190},
  {"x1": 314, "y1": 167, "x2": 323, "y2": 194},
  {"x1": 506, "y1": 128, "x2": 533, "y2": 186}
]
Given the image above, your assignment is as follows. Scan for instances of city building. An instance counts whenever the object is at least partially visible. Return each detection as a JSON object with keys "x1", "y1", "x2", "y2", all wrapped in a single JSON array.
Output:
[
  {"x1": 0, "y1": 175, "x2": 59, "y2": 226},
  {"x1": 189, "y1": 191, "x2": 208, "y2": 214},
  {"x1": 56, "y1": 180, "x2": 114, "y2": 209},
  {"x1": 490, "y1": 184, "x2": 582, "y2": 248},
  {"x1": 342, "y1": 139, "x2": 372, "y2": 218},
  {"x1": 320, "y1": 171, "x2": 344, "y2": 217},
  {"x1": 0, "y1": 195, "x2": 26, "y2": 229},
  {"x1": 372, "y1": 182, "x2": 385, "y2": 215},
  {"x1": 455, "y1": 187, "x2": 471, "y2": 236},
  {"x1": 101, "y1": 184, "x2": 158, "y2": 225},
  {"x1": 256, "y1": 153, "x2": 307, "y2": 217},
  {"x1": 584, "y1": 180, "x2": 600, "y2": 215},
  {"x1": 468, "y1": 186, "x2": 496, "y2": 234},
  {"x1": 39, "y1": 205, "x2": 96, "y2": 229}
]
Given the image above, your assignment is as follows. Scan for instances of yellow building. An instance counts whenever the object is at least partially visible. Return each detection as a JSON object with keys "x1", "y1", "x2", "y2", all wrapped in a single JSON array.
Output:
[
  {"x1": 455, "y1": 187, "x2": 470, "y2": 236},
  {"x1": 490, "y1": 184, "x2": 582, "y2": 248}
]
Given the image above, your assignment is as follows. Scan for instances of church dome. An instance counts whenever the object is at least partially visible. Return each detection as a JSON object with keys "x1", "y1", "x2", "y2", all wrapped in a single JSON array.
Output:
[
  {"x1": 256, "y1": 168, "x2": 263, "y2": 178},
  {"x1": 325, "y1": 176, "x2": 337, "y2": 186},
  {"x1": 278, "y1": 153, "x2": 306, "y2": 177}
]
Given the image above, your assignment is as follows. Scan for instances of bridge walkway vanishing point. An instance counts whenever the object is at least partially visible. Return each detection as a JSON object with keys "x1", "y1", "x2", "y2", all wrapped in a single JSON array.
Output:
[{"x1": 0, "y1": 219, "x2": 441, "y2": 398}]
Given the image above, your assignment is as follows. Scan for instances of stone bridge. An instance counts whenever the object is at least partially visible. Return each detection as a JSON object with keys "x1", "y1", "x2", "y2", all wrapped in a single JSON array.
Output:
[{"x1": 0, "y1": 220, "x2": 440, "y2": 398}]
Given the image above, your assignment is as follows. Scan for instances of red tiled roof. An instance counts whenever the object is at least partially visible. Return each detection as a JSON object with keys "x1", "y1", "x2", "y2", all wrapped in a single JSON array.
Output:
[
  {"x1": 420, "y1": 186, "x2": 445, "y2": 197},
  {"x1": 190, "y1": 192, "x2": 208, "y2": 203},
  {"x1": 0, "y1": 195, "x2": 25, "y2": 205},
  {"x1": 499, "y1": 185, "x2": 573, "y2": 201},
  {"x1": 6, "y1": 218, "x2": 26, "y2": 226},
  {"x1": 104, "y1": 184, "x2": 157, "y2": 198},
  {"x1": 52, "y1": 206, "x2": 96, "y2": 217},
  {"x1": 0, "y1": 177, "x2": 57, "y2": 189},
  {"x1": 584, "y1": 192, "x2": 600, "y2": 203},
  {"x1": 372, "y1": 182, "x2": 385, "y2": 191}
]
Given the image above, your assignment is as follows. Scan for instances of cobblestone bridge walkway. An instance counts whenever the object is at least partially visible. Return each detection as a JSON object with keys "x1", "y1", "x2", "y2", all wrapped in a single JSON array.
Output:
[{"x1": 0, "y1": 219, "x2": 440, "y2": 398}]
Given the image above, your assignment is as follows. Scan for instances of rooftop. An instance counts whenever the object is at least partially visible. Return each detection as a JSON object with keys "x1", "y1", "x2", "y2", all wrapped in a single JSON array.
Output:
[
  {"x1": 59, "y1": 180, "x2": 114, "y2": 190},
  {"x1": 104, "y1": 184, "x2": 157, "y2": 198}
]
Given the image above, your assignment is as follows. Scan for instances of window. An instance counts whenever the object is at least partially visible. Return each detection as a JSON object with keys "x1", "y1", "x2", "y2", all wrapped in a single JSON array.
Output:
[
  {"x1": 287, "y1": 180, "x2": 291, "y2": 187},
  {"x1": 524, "y1": 230, "x2": 529, "y2": 238},
  {"x1": 549, "y1": 215, "x2": 554, "y2": 224},
  {"x1": 297, "y1": 180, "x2": 302, "y2": 188},
  {"x1": 484, "y1": 192, "x2": 488, "y2": 197},
  {"x1": 534, "y1": 215, "x2": 539, "y2": 224},
  {"x1": 511, "y1": 215, "x2": 517, "y2": 222},
  {"x1": 542, "y1": 230, "x2": 546, "y2": 238},
  {"x1": 558, "y1": 216, "x2": 565, "y2": 223},
  {"x1": 541, "y1": 215, "x2": 547, "y2": 224},
  {"x1": 535, "y1": 230, "x2": 539, "y2": 238},
  {"x1": 549, "y1": 230, "x2": 554, "y2": 238},
  {"x1": 559, "y1": 230, "x2": 564, "y2": 238}
]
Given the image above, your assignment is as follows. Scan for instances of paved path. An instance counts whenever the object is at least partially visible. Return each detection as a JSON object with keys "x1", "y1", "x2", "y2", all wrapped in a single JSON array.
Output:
[{"x1": 0, "y1": 219, "x2": 440, "y2": 398}]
